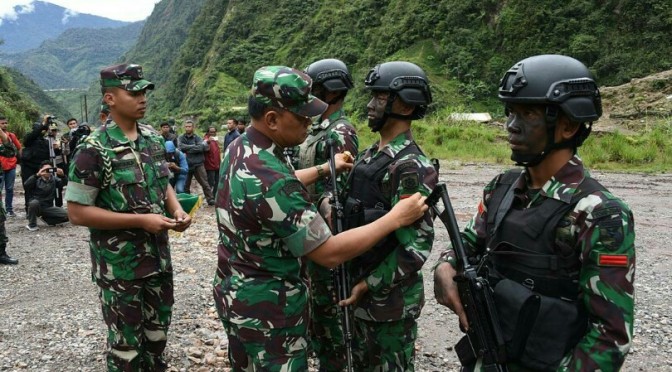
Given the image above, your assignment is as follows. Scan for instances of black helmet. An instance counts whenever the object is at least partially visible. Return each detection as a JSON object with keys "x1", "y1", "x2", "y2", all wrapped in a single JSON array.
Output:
[
  {"x1": 364, "y1": 61, "x2": 432, "y2": 108},
  {"x1": 498, "y1": 54, "x2": 601, "y2": 123},
  {"x1": 498, "y1": 55, "x2": 601, "y2": 166},
  {"x1": 364, "y1": 61, "x2": 432, "y2": 131},
  {"x1": 304, "y1": 58, "x2": 353, "y2": 92}
]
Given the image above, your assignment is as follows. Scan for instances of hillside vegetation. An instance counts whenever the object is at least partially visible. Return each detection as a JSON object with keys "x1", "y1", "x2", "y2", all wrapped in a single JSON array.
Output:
[
  {"x1": 0, "y1": 0, "x2": 130, "y2": 54},
  {"x1": 0, "y1": 67, "x2": 42, "y2": 138},
  {"x1": 3, "y1": 0, "x2": 671, "y2": 171},
  {"x1": 137, "y1": 0, "x2": 671, "y2": 125},
  {"x1": 1, "y1": 22, "x2": 144, "y2": 90}
]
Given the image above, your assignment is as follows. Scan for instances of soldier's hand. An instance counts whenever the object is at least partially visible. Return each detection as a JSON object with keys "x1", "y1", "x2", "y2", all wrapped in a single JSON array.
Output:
[
  {"x1": 434, "y1": 262, "x2": 468, "y2": 330},
  {"x1": 142, "y1": 214, "x2": 179, "y2": 234},
  {"x1": 338, "y1": 280, "x2": 369, "y2": 307},
  {"x1": 388, "y1": 192, "x2": 428, "y2": 228},
  {"x1": 171, "y1": 209, "x2": 192, "y2": 232},
  {"x1": 332, "y1": 152, "x2": 354, "y2": 174}
]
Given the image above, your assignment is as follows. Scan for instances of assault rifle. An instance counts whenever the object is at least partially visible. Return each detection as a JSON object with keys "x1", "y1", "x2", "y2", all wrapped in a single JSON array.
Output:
[
  {"x1": 427, "y1": 183, "x2": 508, "y2": 371},
  {"x1": 326, "y1": 139, "x2": 354, "y2": 372}
]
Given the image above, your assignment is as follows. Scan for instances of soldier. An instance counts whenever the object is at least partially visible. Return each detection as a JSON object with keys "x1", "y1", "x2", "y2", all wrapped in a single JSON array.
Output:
[
  {"x1": 337, "y1": 61, "x2": 438, "y2": 371},
  {"x1": 0, "y1": 126, "x2": 17, "y2": 265},
  {"x1": 212, "y1": 65, "x2": 428, "y2": 371},
  {"x1": 66, "y1": 63, "x2": 192, "y2": 371},
  {"x1": 296, "y1": 58, "x2": 358, "y2": 371},
  {"x1": 433, "y1": 55, "x2": 635, "y2": 371}
]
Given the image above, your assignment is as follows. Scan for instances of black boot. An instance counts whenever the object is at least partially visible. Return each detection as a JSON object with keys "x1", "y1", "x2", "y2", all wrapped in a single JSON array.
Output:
[{"x1": 0, "y1": 247, "x2": 18, "y2": 265}]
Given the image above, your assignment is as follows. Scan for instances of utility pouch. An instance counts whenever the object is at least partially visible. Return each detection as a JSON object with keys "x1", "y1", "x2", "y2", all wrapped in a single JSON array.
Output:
[
  {"x1": 493, "y1": 278, "x2": 586, "y2": 371},
  {"x1": 343, "y1": 197, "x2": 363, "y2": 231}
]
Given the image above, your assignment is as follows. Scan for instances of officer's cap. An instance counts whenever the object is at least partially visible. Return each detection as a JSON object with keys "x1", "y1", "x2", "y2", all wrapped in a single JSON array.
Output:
[{"x1": 251, "y1": 66, "x2": 327, "y2": 118}]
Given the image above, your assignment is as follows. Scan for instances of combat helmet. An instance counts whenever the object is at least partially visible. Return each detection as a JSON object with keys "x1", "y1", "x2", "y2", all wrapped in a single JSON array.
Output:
[
  {"x1": 498, "y1": 54, "x2": 602, "y2": 165},
  {"x1": 304, "y1": 58, "x2": 353, "y2": 105},
  {"x1": 364, "y1": 61, "x2": 432, "y2": 131}
]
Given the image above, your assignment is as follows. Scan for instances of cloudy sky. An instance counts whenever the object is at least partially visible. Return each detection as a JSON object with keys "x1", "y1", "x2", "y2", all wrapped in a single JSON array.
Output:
[{"x1": 0, "y1": 0, "x2": 161, "y2": 23}]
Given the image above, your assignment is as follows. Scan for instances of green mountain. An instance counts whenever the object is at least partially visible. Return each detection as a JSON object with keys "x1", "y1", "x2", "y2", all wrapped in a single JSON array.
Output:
[
  {"x1": 79, "y1": 0, "x2": 206, "y2": 123},
  {"x1": 4, "y1": 68, "x2": 71, "y2": 119},
  {"x1": 0, "y1": 66, "x2": 52, "y2": 138},
  {"x1": 135, "y1": 0, "x2": 671, "y2": 126},
  {"x1": 0, "y1": 1, "x2": 131, "y2": 54},
  {"x1": 1, "y1": 22, "x2": 144, "y2": 89}
]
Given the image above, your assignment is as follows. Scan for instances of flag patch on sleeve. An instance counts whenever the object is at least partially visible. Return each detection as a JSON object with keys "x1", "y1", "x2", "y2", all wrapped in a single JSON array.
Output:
[{"x1": 598, "y1": 254, "x2": 629, "y2": 267}]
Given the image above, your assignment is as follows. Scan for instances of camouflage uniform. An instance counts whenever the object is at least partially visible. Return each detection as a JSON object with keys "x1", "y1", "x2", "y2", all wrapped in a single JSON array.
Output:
[
  {"x1": 66, "y1": 120, "x2": 174, "y2": 372},
  {"x1": 0, "y1": 139, "x2": 16, "y2": 264},
  {"x1": 437, "y1": 156, "x2": 635, "y2": 371},
  {"x1": 296, "y1": 109, "x2": 358, "y2": 371},
  {"x1": 345, "y1": 130, "x2": 437, "y2": 371},
  {"x1": 213, "y1": 66, "x2": 331, "y2": 371}
]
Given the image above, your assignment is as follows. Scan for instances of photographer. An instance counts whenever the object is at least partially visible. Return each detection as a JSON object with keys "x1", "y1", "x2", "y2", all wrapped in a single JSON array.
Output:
[
  {"x1": 21, "y1": 115, "x2": 63, "y2": 210},
  {"x1": 23, "y1": 160, "x2": 69, "y2": 231},
  {"x1": 68, "y1": 122, "x2": 91, "y2": 159}
]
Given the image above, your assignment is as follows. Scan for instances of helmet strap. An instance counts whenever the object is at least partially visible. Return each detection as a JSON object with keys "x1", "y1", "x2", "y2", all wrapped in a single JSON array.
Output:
[{"x1": 326, "y1": 91, "x2": 347, "y2": 105}]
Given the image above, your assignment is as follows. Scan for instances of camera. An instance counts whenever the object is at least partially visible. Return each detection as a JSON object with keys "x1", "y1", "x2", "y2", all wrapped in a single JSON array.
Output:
[
  {"x1": 73, "y1": 125, "x2": 91, "y2": 137},
  {"x1": 46, "y1": 115, "x2": 57, "y2": 124}
]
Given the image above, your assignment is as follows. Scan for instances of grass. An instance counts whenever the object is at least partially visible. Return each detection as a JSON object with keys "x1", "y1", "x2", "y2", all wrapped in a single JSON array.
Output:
[{"x1": 351, "y1": 116, "x2": 672, "y2": 173}]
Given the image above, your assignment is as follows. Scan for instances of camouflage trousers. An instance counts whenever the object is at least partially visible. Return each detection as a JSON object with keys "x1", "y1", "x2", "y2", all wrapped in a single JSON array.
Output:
[
  {"x1": 307, "y1": 261, "x2": 346, "y2": 371},
  {"x1": 97, "y1": 272, "x2": 174, "y2": 372},
  {"x1": 220, "y1": 319, "x2": 308, "y2": 371},
  {"x1": 352, "y1": 317, "x2": 418, "y2": 372}
]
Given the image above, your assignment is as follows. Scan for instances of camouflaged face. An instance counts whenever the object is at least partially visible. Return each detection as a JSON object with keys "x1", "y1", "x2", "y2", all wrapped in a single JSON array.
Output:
[
  {"x1": 251, "y1": 66, "x2": 327, "y2": 118},
  {"x1": 100, "y1": 63, "x2": 155, "y2": 92}
]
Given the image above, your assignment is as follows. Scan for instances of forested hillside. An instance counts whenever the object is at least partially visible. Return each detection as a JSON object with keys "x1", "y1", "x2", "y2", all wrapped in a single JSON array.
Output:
[
  {"x1": 136, "y1": 0, "x2": 671, "y2": 125},
  {"x1": 79, "y1": 0, "x2": 206, "y2": 122},
  {"x1": 0, "y1": 67, "x2": 45, "y2": 137},
  {"x1": 0, "y1": 22, "x2": 144, "y2": 89},
  {"x1": 0, "y1": 1, "x2": 130, "y2": 53}
]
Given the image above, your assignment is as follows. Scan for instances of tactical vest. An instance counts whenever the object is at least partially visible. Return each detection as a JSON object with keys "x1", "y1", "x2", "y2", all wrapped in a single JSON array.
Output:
[
  {"x1": 298, "y1": 117, "x2": 348, "y2": 202},
  {"x1": 484, "y1": 169, "x2": 605, "y2": 370},
  {"x1": 343, "y1": 142, "x2": 423, "y2": 282}
]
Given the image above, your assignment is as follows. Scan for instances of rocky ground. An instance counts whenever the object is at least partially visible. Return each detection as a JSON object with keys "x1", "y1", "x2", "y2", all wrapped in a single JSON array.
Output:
[{"x1": 0, "y1": 163, "x2": 670, "y2": 371}]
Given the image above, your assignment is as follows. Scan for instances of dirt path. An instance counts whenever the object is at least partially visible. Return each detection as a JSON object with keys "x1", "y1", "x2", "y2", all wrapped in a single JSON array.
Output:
[{"x1": 0, "y1": 164, "x2": 669, "y2": 371}]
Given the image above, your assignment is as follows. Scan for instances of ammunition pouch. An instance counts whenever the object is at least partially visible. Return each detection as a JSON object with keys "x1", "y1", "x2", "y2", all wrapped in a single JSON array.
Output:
[
  {"x1": 343, "y1": 196, "x2": 397, "y2": 283},
  {"x1": 493, "y1": 278, "x2": 587, "y2": 371}
]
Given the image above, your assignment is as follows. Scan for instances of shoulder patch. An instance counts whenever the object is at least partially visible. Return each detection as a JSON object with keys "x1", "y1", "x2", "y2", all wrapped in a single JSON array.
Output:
[
  {"x1": 400, "y1": 171, "x2": 420, "y2": 191},
  {"x1": 593, "y1": 206, "x2": 620, "y2": 220},
  {"x1": 598, "y1": 254, "x2": 629, "y2": 267}
]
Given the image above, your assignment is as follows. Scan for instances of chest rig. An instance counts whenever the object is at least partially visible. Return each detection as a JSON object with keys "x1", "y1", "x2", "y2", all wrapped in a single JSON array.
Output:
[
  {"x1": 484, "y1": 169, "x2": 606, "y2": 370},
  {"x1": 343, "y1": 141, "x2": 422, "y2": 281}
]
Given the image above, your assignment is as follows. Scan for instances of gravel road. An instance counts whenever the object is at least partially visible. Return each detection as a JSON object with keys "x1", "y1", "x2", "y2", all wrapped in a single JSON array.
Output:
[{"x1": 0, "y1": 163, "x2": 669, "y2": 371}]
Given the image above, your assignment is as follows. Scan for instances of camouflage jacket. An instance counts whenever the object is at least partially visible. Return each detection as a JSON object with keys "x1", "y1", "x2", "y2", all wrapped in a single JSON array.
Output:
[
  {"x1": 296, "y1": 109, "x2": 358, "y2": 199},
  {"x1": 213, "y1": 126, "x2": 332, "y2": 329},
  {"x1": 347, "y1": 129, "x2": 437, "y2": 321},
  {"x1": 65, "y1": 121, "x2": 172, "y2": 283},
  {"x1": 438, "y1": 155, "x2": 635, "y2": 371}
]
